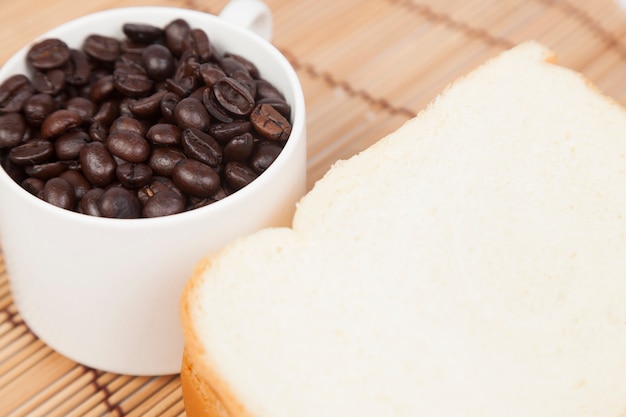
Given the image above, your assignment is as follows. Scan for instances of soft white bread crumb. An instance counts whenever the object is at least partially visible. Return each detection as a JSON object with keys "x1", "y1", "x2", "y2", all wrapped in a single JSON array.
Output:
[{"x1": 181, "y1": 41, "x2": 626, "y2": 417}]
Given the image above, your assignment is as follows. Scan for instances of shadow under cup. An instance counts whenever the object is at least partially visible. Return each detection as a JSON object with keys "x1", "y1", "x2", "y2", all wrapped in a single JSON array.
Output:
[{"x1": 0, "y1": 7, "x2": 306, "y2": 376}]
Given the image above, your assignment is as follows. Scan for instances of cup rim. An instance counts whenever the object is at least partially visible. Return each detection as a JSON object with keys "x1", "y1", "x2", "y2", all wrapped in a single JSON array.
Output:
[{"x1": 0, "y1": 6, "x2": 306, "y2": 229}]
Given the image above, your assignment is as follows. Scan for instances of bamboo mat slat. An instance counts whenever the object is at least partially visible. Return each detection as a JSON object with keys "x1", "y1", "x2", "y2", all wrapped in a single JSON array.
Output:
[{"x1": 3, "y1": 0, "x2": 626, "y2": 415}]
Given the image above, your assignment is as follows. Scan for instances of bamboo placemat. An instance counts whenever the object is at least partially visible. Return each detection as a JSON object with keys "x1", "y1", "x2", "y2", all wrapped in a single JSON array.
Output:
[{"x1": 2, "y1": 0, "x2": 626, "y2": 415}]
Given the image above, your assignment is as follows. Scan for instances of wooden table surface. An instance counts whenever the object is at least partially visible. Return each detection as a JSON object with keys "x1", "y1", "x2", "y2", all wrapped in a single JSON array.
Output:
[{"x1": 2, "y1": 0, "x2": 626, "y2": 415}]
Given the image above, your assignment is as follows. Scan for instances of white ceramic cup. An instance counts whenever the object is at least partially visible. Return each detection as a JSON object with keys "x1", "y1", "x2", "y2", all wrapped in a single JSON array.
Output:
[{"x1": 0, "y1": 2, "x2": 306, "y2": 375}]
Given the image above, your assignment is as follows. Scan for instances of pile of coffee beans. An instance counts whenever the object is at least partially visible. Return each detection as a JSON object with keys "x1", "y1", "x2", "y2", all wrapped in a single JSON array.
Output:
[{"x1": 0, "y1": 19, "x2": 292, "y2": 218}]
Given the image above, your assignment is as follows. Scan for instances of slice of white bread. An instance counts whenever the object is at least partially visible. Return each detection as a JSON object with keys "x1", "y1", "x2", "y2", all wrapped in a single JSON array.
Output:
[{"x1": 180, "y1": 41, "x2": 626, "y2": 417}]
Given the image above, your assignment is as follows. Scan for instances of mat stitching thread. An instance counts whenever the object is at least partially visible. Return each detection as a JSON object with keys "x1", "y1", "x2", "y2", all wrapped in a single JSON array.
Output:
[
  {"x1": 0, "y1": 305, "x2": 21, "y2": 326},
  {"x1": 534, "y1": 0, "x2": 626, "y2": 57},
  {"x1": 84, "y1": 367, "x2": 124, "y2": 416}
]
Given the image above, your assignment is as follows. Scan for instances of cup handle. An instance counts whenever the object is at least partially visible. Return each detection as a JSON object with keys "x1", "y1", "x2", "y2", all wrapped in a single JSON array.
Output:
[{"x1": 219, "y1": 0, "x2": 273, "y2": 42}]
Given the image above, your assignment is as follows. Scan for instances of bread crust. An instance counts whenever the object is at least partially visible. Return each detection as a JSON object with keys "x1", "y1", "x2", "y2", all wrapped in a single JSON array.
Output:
[{"x1": 180, "y1": 256, "x2": 251, "y2": 417}]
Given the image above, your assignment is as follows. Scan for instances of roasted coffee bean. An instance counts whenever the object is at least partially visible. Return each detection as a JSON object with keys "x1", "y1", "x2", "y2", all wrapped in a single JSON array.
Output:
[
  {"x1": 80, "y1": 188, "x2": 104, "y2": 216},
  {"x1": 172, "y1": 158, "x2": 220, "y2": 198},
  {"x1": 22, "y1": 93, "x2": 57, "y2": 126},
  {"x1": 0, "y1": 112, "x2": 26, "y2": 148},
  {"x1": 116, "y1": 162, "x2": 153, "y2": 187},
  {"x1": 89, "y1": 121, "x2": 108, "y2": 142},
  {"x1": 141, "y1": 44, "x2": 175, "y2": 81},
  {"x1": 83, "y1": 34, "x2": 121, "y2": 62},
  {"x1": 25, "y1": 161, "x2": 67, "y2": 180},
  {"x1": 257, "y1": 97, "x2": 291, "y2": 119},
  {"x1": 1, "y1": 18, "x2": 292, "y2": 218},
  {"x1": 128, "y1": 89, "x2": 167, "y2": 118},
  {"x1": 32, "y1": 69, "x2": 65, "y2": 95},
  {"x1": 219, "y1": 56, "x2": 248, "y2": 77},
  {"x1": 110, "y1": 116, "x2": 146, "y2": 136},
  {"x1": 93, "y1": 100, "x2": 119, "y2": 125},
  {"x1": 164, "y1": 19, "x2": 191, "y2": 58},
  {"x1": 148, "y1": 146, "x2": 186, "y2": 177},
  {"x1": 165, "y1": 76, "x2": 197, "y2": 98},
  {"x1": 208, "y1": 121, "x2": 251, "y2": 143},
  {"x1": 0, "y1": 74, "x2": 32, "y2": 111},
  {"x1": 223, "y1": 132, "x2": 254, "y2": 162},
  {"x1": 80, "y1": 141, "x2": 116, "y2": 187},
  {"x1": 59, "y1": 169, "x2": 91, "y2": 199},
  {"x1": 181, "y1": 127, "x2": 222, "y2": 168},
  {"x1": 88, "y1": 74, "x2": 115, "y2": 103},
  {"x1": 106, "y1": 130, "x2": 151, "y2": 162},
  {"x1": 226, "y1": 53, "x2": 260, "y2": 79},
  {"x1": 182, "y1": 29, "x2": 212, "y2": 62},
  {"x1": 137, "y1": 176, "x2": 184, "y2": 204},
  {"x1": 160, "y1": 92, "x2": 180, "y2": 123},
  {"x1": 250, "y1": 140, "x2": 283, "y2": 173},
  {"x1": 250, "y1": 103, "x2": 291, "y2": 141},
  {"x1": 212, "y1": 77, "x2": 255, "y2": 116},
  {"x1": 21, "y1": 177, "x2": 45, "y2": 196},
  {"x1": 27, "y1": 38, "x2": 71, "y2": 70},
  {"x1": 113, "y1": 69, "x2": 153, "y2": 97},
  {"x1": 224, "y1": 161, "x2": 258, "y2": 190},
  {"x1": 64, "y1": 49, "x2": 91, "y2": 86},
  {"x1": 174, "y1": 97, "x2": 211, "y2": 130},
  {"x1": 255, "y1": 78, "x2": 286, "y2": 101},
  {"x1": 65, "y1": 97, "x2": 97, "y2": 124},
  {"x1": 40, "y1": 109, "x2": 83, "y2": 139},
  {"x1": 202, "y1": 89, "x2": 234, "y2": 123},
  {"x1": 123, "y1": 23, "x2": 163, "y2": 43},
  {"x1": 55, "y1": 130, "x2": 89, "y2": 160},
  {"x1": 98, "y1": 186, "x2": 141, "y2": 218},
  {"x1": 198, "y1": 63, "x2": 226, "y2": 88},
  {"x1": 142, "y1": 189, "x2": 185, "y2": 217},
  {"x1": 43, "y1": 177, "x2": 75, "y2": 209},
  {"x1": 9, "y1": 139, "x2": 54, "y2": 165},
  {"x1": 146, "y1": 123, "x2": 181, "y2": 146}
]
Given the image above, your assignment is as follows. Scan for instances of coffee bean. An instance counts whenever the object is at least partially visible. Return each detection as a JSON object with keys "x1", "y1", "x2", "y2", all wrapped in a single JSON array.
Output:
[
  {"x1": 43, "y1": 177, "x2": 75, "y2": 209},
  {"x1": 1, "y1": 18, "x2": 292, "y2": 218},
  {"x1": 32, "y1": 69, "x2": 65, "y2": 95},
  {"x1": 40, "y1": 109, "x2": 83, "y2": 139},
  {"x1": 80, "y1": 188, "x2": 105, "y2": 216},
  {"x1": 9, "y1": 139, "x2": 54, "y2": 165},
  {"x1": 172, "y1": 158, "x2": 220, "y2": 198},
  {"x1": 65, "y1": 97, "x2": 97, "y2": 124},
  {"x1": 80, "y1": 141, "x2": 116, "y2": 187},
  {"x1": 116, "y1": 162, "x2": 153, "y2": 188},
  {"x1": 27, "y1": 38, "x2": 71, "y2": 70},
  {"x1": 22, "y1": 93, "x2": 57, "y2": 126},
  {"x1": 148, "y1": 146, "x2": 186, "y2": 177},
  {"x1": 21, "y1": 177, "x2": 45, "y2": 196},
  {"x1": 83, "y1": 34, "x2": 121, "y2": 62},
  {"x1": 174, "y1": 97, "x2": 211, "y2": 130},
  {"x1": 106, "y1": 130, "x2": 151, "y2": 162},
  {"x1": 123, "y1": 23, "x2": 163, "y2": 44},
  {"x1": 208, "y1": 121, "x2": 251, "y2": 143},
  {"x1": 181, "y1": 127, "x2": 222, "y2": 168},
  {"x1": 26, "y1": 161, "x2": 67, "y2": 180},
  {"x1": 250, "y1": 140, "x2": 283, "y2": 173},
  {"x1": 142, "y1": 189, "x2": 185, "y2": 217},
  {"x1": 212, "y1": 77, "x2": 255, "y2": 116},
  {"x1": 0, "y1": 112, "x2": 26, "y2": 148},
  {"x1": 146, "y1": 123, "x2": 181, "y2": 146},
  {"x1": 250, "y1": 103, "x2": 291, "y2": 141},
  {"x1": 224, "y1": 161, "x2": 258, "y2": 190},
  {"x1": 142, "y1": 44, "x2": 175, "y2": 81},
  {"x1": 164, "y1": 19, "x2": 191, "y2": 58},
  {"x1": 64, "y1": 49, "x2": 91, "y2": 86},
  {"x1": 54, "y1": 131, "x2": 89, "y2": 160},
  {"x1": 182, "y1": 29, "x2": 212, "y2": 62},
  {"x1": 0, "y1": 74, "x2": 33, "y2": 111},
  {"x1": 98, "y1": 186, "x2": 141, "y2": 218}
]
